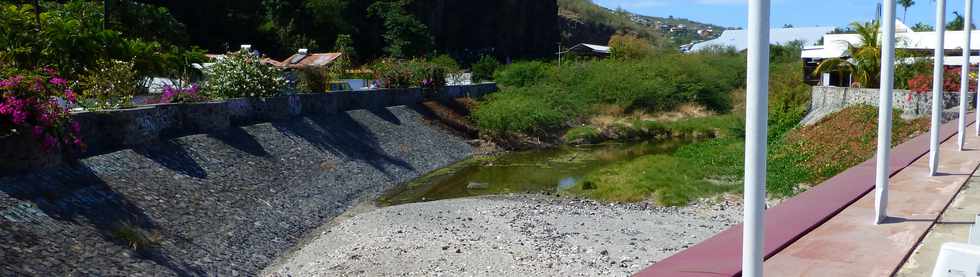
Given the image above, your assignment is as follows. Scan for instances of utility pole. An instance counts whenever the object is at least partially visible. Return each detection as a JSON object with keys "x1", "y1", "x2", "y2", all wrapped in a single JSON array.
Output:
[{"x1": 557, "y1": 43, "x2": 563, "y2": 69}]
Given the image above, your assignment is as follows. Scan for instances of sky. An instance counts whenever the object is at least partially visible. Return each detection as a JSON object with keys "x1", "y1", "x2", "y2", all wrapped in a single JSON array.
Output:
[{"x1": 593, "y1": 0, "x2": 977, "y2": 29}]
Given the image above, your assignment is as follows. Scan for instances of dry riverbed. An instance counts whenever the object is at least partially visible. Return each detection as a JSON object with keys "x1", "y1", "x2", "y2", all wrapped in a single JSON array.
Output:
[{"x1": 265, "y1": 194, "x2": 740, "y2": 276}]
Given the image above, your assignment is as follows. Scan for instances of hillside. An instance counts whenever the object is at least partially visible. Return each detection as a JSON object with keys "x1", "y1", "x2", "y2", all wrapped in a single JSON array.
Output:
[{"x1": 558, "y1": 0, "x2": 726, "y2": 48}]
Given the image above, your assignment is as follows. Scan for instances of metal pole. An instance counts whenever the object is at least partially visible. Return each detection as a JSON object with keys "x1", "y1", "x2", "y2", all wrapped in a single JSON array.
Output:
[
  {"x1": 931, "y1": 0, "x2": 947, "y2": 176},
  {"x1": 743, "y1": 0, "x2": 769, "y2": 275},
  {"x1": 875, "y1": 0, "x2": 897, "y2": 225},
  {"x1": 960, "y1": 0, "x2": 973, "y2": 151}
]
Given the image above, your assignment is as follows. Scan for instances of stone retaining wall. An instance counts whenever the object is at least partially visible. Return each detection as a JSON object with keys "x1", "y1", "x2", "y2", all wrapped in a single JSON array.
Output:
[
  {"x1": 0, "y1": 106, "x2": 477, "y2": 275},
  {"x1": 802, "y1": 86, "x2": 978, "y2": 125},
  {"x1": 1, "y1": 84, "x2": 497, "y2": 175}
]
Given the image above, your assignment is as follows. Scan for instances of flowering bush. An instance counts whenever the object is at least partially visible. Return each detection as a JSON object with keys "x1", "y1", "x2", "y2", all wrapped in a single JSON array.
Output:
[
  {"x1": 0, "y1": 69, "x2": 84, "y2": 153},
  {"x1": 158, "y1": 84, "x2": 207, "y2": 104},
  {"x1": 371, "y1": 58, "x2": 449, "y2": 90},
  {"x1": 203, "y1": 51, "x2": 285, "y2": 98},
  {"x1": 78, "y1": 59, "x2": 139, "y2": 110},
  {"x1": 908, "y1": 67, "x2": 977, "y2": 94}
]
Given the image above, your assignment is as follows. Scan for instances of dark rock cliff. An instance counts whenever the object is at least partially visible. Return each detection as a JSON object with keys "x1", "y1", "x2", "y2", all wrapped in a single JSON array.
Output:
[{"x1": 411, "y1": 0, "x2": 560, "y2": 61}]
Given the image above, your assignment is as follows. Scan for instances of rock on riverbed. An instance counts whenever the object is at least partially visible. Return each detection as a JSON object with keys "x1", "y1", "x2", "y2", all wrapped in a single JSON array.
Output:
[{"x1": 266, "y1": 195, "x2": 740, "y2": 276}]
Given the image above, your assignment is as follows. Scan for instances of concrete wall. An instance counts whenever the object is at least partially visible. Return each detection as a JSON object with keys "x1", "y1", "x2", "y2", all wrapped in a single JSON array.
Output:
[
  {"x1": 0, "y1": 84, "x2": 497, "y2": 175},
  {"x1": 801, "y1": 86, "x2": 978, "y2": 125}
]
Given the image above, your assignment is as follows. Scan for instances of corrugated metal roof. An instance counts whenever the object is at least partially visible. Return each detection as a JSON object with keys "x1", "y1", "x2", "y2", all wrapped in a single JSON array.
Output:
[
  {"x1": 689, "y1": 26, "x2": 837, "y2": 52},
  {"x1": 279, "y1": 53, "x2": 343, "y2": 69},
  {"x1": 568, "y1": 43, "x2": 611, "y2": 54}
]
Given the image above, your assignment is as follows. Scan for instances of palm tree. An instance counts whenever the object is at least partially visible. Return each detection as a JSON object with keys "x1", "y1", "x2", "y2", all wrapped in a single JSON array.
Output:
[
  {"x1": 814, "y1": 21, "x2": 882, "y2": 88},
  {"x1": 899, "y1": 0, "x2": 915, "y2": 22}
]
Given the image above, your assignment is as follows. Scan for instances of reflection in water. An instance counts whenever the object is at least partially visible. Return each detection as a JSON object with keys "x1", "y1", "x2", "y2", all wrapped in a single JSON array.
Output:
[{"x1": 380, "y1": 140, "x2": 691, "y2": 206}]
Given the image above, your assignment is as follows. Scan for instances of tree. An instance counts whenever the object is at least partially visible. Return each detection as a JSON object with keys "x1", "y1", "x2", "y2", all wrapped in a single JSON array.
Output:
[
  {"x1": 367, "y1": 0, "x2": 433, "y2": 58},
  {"x1": 898, "y1": 0, "x2": 915, "y2": 22},
  {"x1": 946, "y1": 11, "x2": 976, "y2": 31},
  {"x1": 608, "y1": 34, "x2": 653, "y2": 60},
  {"x1": 911, "y1": 22, "x2": 934, "y2": 32},
  {"x1": 814, "y1": 21, "x2": 881, "y2": 88}
]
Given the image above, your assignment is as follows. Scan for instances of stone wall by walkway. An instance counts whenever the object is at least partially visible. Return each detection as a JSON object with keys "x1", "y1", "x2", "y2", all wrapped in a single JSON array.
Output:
[
  {"x1": 1, "y1": 84, "x2": 497, "y2": 175},
  {"x1": 801, "y1": 86, "x2": 977, "y2": 125}
]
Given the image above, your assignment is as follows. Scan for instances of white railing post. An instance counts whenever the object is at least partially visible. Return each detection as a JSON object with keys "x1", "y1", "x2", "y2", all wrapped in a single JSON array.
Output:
[
  {"x1": 960, "y1": 0, "x2": 973, "y2": 151},
  {"x1": 743, "y1": 0, "x2": 770, "y2": 276},
  {"x1": 931, "y1": 0, "x2": 947, "y2": 176},
  {"x1": 875, "y1": 0, "x2": 897, "y2": 225}
]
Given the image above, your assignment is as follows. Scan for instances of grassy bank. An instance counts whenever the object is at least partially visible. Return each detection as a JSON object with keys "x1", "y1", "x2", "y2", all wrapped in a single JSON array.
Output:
[{"x1": 567, "y1": 106, "x2": 931, "y2": 206}]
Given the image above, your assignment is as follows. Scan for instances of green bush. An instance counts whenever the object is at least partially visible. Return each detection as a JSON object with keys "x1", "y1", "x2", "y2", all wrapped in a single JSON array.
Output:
[
  {"x1": 471, "y1": 55, "x2": 500, "y2": 83},
  {"x1": 494, "y1": 61, "x2": 554, "y2": 88},
  {"x1": 472, "y1": 87, "x2": 566, "y2": 134},
  {"x1": 296, "y1": 67, "x2": 330, "y2": 92},
  {"x1": 203, "y1": 51, "x2": 286, "y2": 98},
  {"x1": 474, "y1": 52, "x2": 745, "y2": 136},
  {"x1": 0, "y1": 1, "x2": 203, "y2": 81},
  {"x1": 78, "y1": 60, "x2": 139, "y2": 110}
]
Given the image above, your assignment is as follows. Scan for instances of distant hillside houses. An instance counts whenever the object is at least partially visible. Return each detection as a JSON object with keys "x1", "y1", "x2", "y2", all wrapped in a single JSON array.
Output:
[{"x1": 685, "y1": 26, "x2": 836, "y2": 53}]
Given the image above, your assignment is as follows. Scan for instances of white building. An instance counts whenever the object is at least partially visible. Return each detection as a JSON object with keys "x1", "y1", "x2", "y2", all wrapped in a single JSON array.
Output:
[
  {"x1": 803, "y1": 20, "x2": 980, "y2": 86},
  {"x1": 802, "y1": 20, "x2": 980, "y2": 66},
  {"x1": 687, "y1": 26, "x2": 837, "y2": 52}
]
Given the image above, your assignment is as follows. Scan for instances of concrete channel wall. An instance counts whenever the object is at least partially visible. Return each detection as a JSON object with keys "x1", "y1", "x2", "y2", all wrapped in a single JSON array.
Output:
[
  {"x1": 0, "y1": 84, "x2": 496, "y2": 275},
  {"x1": 1, "y1": 83, "x2": 497, "y2": 174},
  {"x1": 802, "y1": 86, "x2": 977, "y2": 125}
]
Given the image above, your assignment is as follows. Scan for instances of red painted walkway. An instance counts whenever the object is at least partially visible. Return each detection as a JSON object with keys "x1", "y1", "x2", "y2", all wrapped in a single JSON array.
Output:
[{"x1": 635, "y1": 114, "x2": 977, "y2": 277}]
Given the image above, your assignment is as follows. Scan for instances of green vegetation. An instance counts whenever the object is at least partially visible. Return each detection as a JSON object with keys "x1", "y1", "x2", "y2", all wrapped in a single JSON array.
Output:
[
  {"x1": 471, "y1": 55, "x2": 501, "y2": 83},
  {"x1": 539, "y1": 42, "x2": 824, "y2": 205},
  {"x1": 474, "y1": 50, "x2": 745, "y2": 138},
  {"x1": 202, "y1": 51, "x2": 286, "y2": 98},
  {"x1": 77, "y1": 60, "x2": 139, "y2": 110}
]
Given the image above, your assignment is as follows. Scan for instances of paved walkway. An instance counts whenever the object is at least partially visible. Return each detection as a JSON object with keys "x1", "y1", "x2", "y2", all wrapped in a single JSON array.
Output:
[
  {"x1": 896, "y1": 171, "x2": 980, "y2": 276},
  {"x1": 764, "y1": 125, "x2": 980, "y2": 276}
]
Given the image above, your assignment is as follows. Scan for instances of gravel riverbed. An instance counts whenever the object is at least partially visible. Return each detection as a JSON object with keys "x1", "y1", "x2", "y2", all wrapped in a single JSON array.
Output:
[{"x1": 266, "y1": 194, "x2": 741, "y2": 277}]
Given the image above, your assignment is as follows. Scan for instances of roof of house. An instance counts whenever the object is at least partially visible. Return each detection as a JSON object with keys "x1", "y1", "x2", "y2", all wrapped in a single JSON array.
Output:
[
  {"x1": 279, "y1": 52, "x2": 343, "y2": 69},
  {"x1": 688, "y1": 26, "x2": 837, "y2": 52},
  {"x1": 568, "y1": 43, "x2": 611, "y2": 54}
]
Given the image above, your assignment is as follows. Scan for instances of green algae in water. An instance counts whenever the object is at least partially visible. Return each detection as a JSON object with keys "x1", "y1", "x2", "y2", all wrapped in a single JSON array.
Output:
[{"x1": 379, "y1": 140, "x2": 690, "y2": 206}]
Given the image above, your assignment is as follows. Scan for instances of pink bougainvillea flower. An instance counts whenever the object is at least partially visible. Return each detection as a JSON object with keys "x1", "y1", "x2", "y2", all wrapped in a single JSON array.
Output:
[
  {"x1": 32, "y1": 126, "x2": 45, "y2": 138},
  {"x1": 64, "y1": 89, "x2": 77, "y2": 103},
  {"x1": 49, "y1": 77, "x2": 67, "y2": 86},
  {"x1": 31, "y1": 78, "x2": 45, "y2": 92},
  {"x1": 11, "y1": 110, "x2": 27, "y2": 125},
  {"x1": 69, "y1": 121, "x2": 81, "y2": 134},
  {"x1": 41, "y1": 134, "x2": 57, "y2": 150}
]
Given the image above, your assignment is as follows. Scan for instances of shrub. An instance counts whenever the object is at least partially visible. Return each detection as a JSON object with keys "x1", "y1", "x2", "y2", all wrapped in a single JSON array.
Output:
[
  {"x1": 372, "y1": 58, "x2": 417, "y2": 89},
  {"x1": 0, "y1": 68, "x2": 83, "y2": 153},
  {"x1": 494, "y1": 61, "x2": 554, "y2": 88},
  {"x1": 908, "y1": 67, "x2": 975, "y2": 94},
  {"x1": 372, "y1": 58, "x2": 451, "y2": 90},
  {"x1": 471, "y1": 55, "x2": 500, "y2": 83},
  {"x1": 159, "y1": 84, "x2": 207, "y2": 104},
  {"x1": 431, "y1": 54, "x2": 465, "y2": 84},
  {"x1": 296, "y1": 67, "x2": 330, "y2": 92},
  {"x1": 472, "y1": 87, "x2": 566, "y2": 134},
  {"x1": 78, "y1": 60, "x2": 139, "y2": 110},
  {"x1": 203, "y1": 51, "x2": 286, "y2": 98}
]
